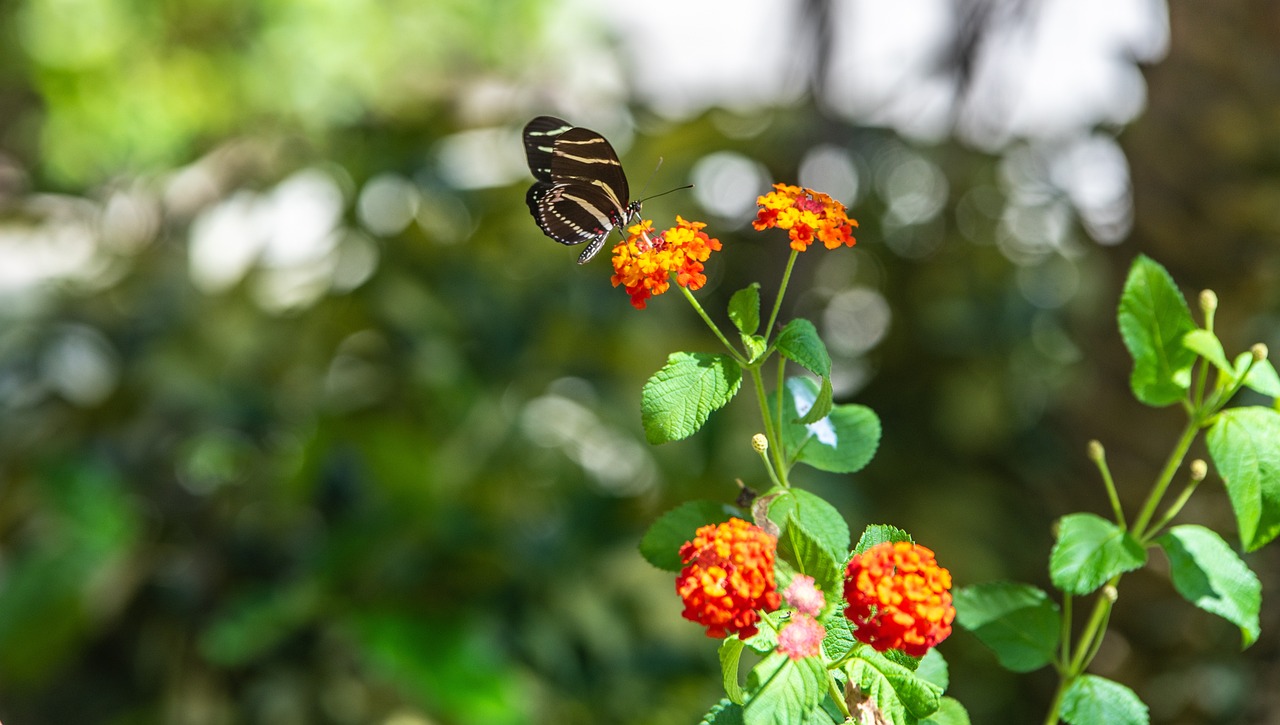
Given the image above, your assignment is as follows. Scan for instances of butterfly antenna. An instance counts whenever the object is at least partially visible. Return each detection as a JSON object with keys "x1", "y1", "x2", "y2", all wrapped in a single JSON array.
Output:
[{"x1": 638, "y1": 183, "x2": 695, "y2": 204}]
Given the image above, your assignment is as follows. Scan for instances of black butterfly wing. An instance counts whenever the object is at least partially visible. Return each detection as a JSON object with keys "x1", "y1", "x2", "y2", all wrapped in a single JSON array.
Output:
[
  {"x1": 525, "y1": 179, "x2": 620, "y2": 263},
  {"x1": 523, "y1": 119, "x2": 637, "y2": 264},
  {"x1": 547, "y1": 127, "x2": 631, "y2": 213},
  {"x1": 522, "y1": 116, "x2": 574, "y2": 182}
]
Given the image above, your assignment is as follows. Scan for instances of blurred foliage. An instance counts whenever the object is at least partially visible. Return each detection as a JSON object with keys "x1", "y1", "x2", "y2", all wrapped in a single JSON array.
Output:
[{"x1": 0, "y1": 1, "x2": 1278, "y2": 724}]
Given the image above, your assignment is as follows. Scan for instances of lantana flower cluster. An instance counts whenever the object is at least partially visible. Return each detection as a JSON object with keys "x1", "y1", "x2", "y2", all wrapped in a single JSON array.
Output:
[
  {"x1": 610, "y1": 217, "x2": 721, "y2": 309},
  {"x1": 752, "y1": 183, "x2": 858, "y2": 252},
  {"x1": 677, "y1": 527, "x2": 955, "y2": 662},
  {"x1": 843, "y1": 541, "x2": 955, "y2": 657},
  {"x1": 676, "y1": 518, "x2": 782, "y2": 639}
]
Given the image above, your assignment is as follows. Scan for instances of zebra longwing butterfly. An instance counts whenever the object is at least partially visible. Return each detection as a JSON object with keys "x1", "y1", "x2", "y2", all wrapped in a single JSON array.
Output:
[{"x1": 523, "y1": 116, "x2": 641, "y2": 264}]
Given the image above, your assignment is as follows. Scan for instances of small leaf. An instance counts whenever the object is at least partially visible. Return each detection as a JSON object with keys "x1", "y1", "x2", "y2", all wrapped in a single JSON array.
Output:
[
  {"x1": 778, "y1": 377, "x2": 881, "y2": 474},
  {"x1": 641, "y1": 352, "x2": 742, "y2": 444},
  {"x1": 720, "y1": 638, "x2": 748, "y2": 705},
  {"x1": 742, "y1": 334, "x2": 768, "y2": 362},
  {"x1": 729, "y1": 284, "x2": 761, "y2": 336},
  {"x1": 743, "y1": 651, "x2": 828, "y2": 725},
  {"x1": 1117, "y1": 255, "x2": 1197, "y2": 407},
  {"x1": 1207, "y1": 406, "x2": 1280, "y2": 551},
  {"x1": 1182, "y1": 329, "x2": 1232, "y2": 374},
  {"x1": 854, "y1": 524, "x2": 913, "y2": 555},
  {"x1": 777, "y1": 318, "x2": 832, "y2": 377},
  {"x1": 1234, "y1": 352, "x2": 1280, "y2": 397},
  {"x1": 921, "y1": 697, "x2": 971, "y2": 725},
  {"x1": 821, "y1": 615, "x2": 856, "y2": 661},
  {"x1": 953, "y1": 582, "x2": 1060, "y2": 673},
  {"x1": 774, "y1": 509, "x2": 844, "y2": 604},
  {"x1": 1049, "y1": 513, "x2": 1147, "y2": 595},
  {"x1": 1156, "y1": 525, "x2": 1261, "y2": 647},
  {"x1": 639, "y1": 501, "x2": 733, "y2": 571},
  {"x1": 1061, "y1": 674, "x2": 1149, "y2": 725},
  {"x1": 768, "y1": 489, "x2": 851, "y2": 560},
  {"x1": 797, "y1": 376, "x2": 834, "y2": 426}
]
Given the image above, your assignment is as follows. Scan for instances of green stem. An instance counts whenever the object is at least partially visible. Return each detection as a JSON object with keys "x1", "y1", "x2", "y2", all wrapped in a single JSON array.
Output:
[
  {"x1": 680, "y1": 285, "x2": 746, "y2": 364},
  {"x1": 827, "y1": 672, "x2": 852, "y2": 720},
  {"x1": 1058, "y1": 593, "x2": 1073, "y2": 672},
  {"x1": 763, "y1": 249, "x2": 799, "y2": 339},
  {"x1": 1043, "y1": 678, "x2": 1072, "y2": 725},
  {"x1": 1090, "y1": 444, "x2": 1125, "y2": 530},
  {"x1": 750, "y1": 367, "x2": 790, "y2": 488},
  {"x1": 1130, "y1": 422, "x2": 1199, "y2": 540},
  {"x1": 1045, "y1": 580, "x2": 1119, "y2": 724},
  {"x1": 1141, "y1": 475, "x2": 1203, "y2": 544}
]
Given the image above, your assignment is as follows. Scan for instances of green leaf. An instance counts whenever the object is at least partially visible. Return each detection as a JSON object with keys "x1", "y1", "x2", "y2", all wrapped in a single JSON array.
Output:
[
  {"x1": 1156, "y1": 525, "x2": 1261, "y2": 647},
  {"x1": 775, "y1": 318, "x2": 834, "y2": 423},
  {"x1": 779, "y1": 377, "x2": 881, "y2": 474},
  {"x1": 847, "y1": 647, "x2": 942, "y2": 720},
  {"x1": 777, "y1": 318, "x2": 831, "y2": 377},
  {"x1": 1061, "y1": 674, "x2": 1149, "y2": 725},
  {"x1": 953, "y1": 582, "x2": 1060, "y2": 673},
  {"x1": 768, "y1": 489, "x2": 851, "y2": 560},
  {"x1": 742, "y1": 334, "x2": 768, "y2": 362},
  {"x1": 854, "y1": 524, "x2": 912, "y2": 555},
  {"x1": 639, "y1": 501, "x2": 733, "y2": 571},
  {"x1": 700, "y1": 698, "x2": 746, "y2": 725},
  {"x1": 1207, "y1": 406, "x2": 1280, "y2": 551},
  {"x1": 729, "y1": 284, "x2": 761, "y2": 336},
  {"x1": 821, "y1": 615, "x2": 856, "y2": 661},
  {"x1": 921, "y1": 698, "x2": 971, "y2": 725},
  {"x1": 641, "y1": 352, "x2": 742, "y2": 444},
  {"x1": 1049, "y1": 513, "x2": 1147, "y2": 595},
  {"x1": 1117, "y1": 255, "x2": 1197, "y2": 406},
  {"x1": 915, "y1": 648, "x2": 949, "y2": 692},
  {"x1": 743, "y1": 651, "x2": 828, "y2": 725},
  {"x1": 1182, "y1": 329, "x2": 1232, "y2": 374},
  {"x1": 1234, "y1": 352, "x2": 1280, "y2": 397},
  {"x1": 774, "y1": 509, "x2": 845, "y2": 605},
  {"x1": 720, "y1": 637, "x2": 748, "y2": 704}
]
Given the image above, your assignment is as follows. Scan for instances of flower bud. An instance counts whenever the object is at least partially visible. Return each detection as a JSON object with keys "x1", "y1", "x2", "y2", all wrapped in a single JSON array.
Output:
[
  {"x1": 1190, "y1": 459, "x2": 1208, "y2": 482},
  {"x1": 1199, "y1": 289, "x2": 1218, "y2": 314},
  {"x1": 751, "y1": 433, "x2": 769, "y2": 453},
  {"x1": 1087, "y1": 440, "x2": 1105, "y2": 462},
  {"x1": 1252, "y1": 343, "x2": 1268, "y2": 362}
]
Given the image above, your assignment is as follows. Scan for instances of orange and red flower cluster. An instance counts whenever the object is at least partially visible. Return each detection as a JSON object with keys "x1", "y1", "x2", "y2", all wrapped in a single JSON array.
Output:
[
  {"x1": 676, "y1": 518, "x2": 782, "y2": 639},
  {"x1": 610, "y1": 216, "x2": 722, "y2": 309},
  {"x1": 843, "y1": 541, "x2": 955, "y2": 657},
  {"x1": 753, "y1": 183, "x2": 858, "y2": 252}
]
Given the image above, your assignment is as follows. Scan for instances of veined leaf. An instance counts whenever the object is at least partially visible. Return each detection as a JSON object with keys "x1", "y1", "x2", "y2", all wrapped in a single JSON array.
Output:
[
  {"x1": 1061, "y1": 674, "x2": 1148, "y2": 725},
  {"x1": 1117, "y1": 255, "x2": 1196, "y2": 407},
  {"x1": 778, "y1": 377, "x2": 881, "y2": 474},
  {"x1": 641, "y1": 352, "x2": 742, "y2": 444},
  {"x1": 1207, "y1": 406, "x2": 1280, "y2": 551},
  {"x1": 639, "y1": 500, "x2": 734, "y2": 571},
  {"x1": 729, "y1": 284, "x2": 761, "y2": 336},
  {"x1": 1049, "y1": 513, "x2": 1146, "y2": 595},
  {"x1": 1156, "y1": 525, "x2": 1261, "y2": 647},
  {"x1": 1182, "y1": 329, "x2": 1232, "y2": 374},
  {"x1": 743, "y1": 651, "x2": 828, "y2": 725}
]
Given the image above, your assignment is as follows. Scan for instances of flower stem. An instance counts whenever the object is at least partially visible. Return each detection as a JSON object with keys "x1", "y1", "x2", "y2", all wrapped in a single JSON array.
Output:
[
  {"x1": 680, "y1": 284, "x2": 746, "y2": 364},
  {"x1": 1130, "y1": 421, "x2": 1199, "y2": 539},
  {"x1": 750, "y1": 367, "x2": 790, "y2": 487},
  {"x1": 764, "y1": 249, "x2": 799, "y2": 338}
]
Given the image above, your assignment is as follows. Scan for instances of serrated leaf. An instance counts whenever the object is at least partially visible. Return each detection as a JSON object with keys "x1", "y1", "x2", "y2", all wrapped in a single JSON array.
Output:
[
  {"x1": 854, "y1": 524, "x2": 912, "y2": 555},
  {"x1": 1049, "y1": 513, "x2": 1147, "y2": 595},
  {"x1": 768, "y1": 489, "x2": 851, "y2": 560},
  {"x1": 777, "y1": 318, "x2": 832, "y2": 377},
  {"x1": 1234, "y1": 352, "x2": 1280, "y2": 397},
  {"x1": 778, "y1": 377, "x2": 881, "y2": 474},
  {"x1": 1156, "y1": 525, "x2": 1261, "y2": 647},
  {"x1": 921, "y1": 697, "x2": 971, "y2": 725},
  {"x1": 700, "y1": 698, "x2": 746, "y2": 725},
  {"x1": 848, "y1": 647, "x2": 942, "y2": 720},
  {"x1": 1207, "y1": 406, "x2": 1280, "y2": 551},
  {"x1": 1061, "y1": 674, "x2": 1149, "y2": 725},
  {"x1": 1182, "y1": 329, "x2": 1232, "y2": 374},
  {"x1": 729, "y1": 284, "x2": 761, "y2": 336},
  {"x1": 798, "y1": 376, "x2": 834, "y2": 426},
  {"x1": 822, "y1": 615, "x2": 856, "y2": 661},
  {"x1": 639, "y1": 500, "x2": 734, "y2": 571},
  {"x1": 744, "y1": 651, "x2": 828, "y2": 725},
  {"x1": 742, "y1": 334, "x2": 768, "y2": 362},
  {"x1": 774, "y1": 510, "x2": 844, "y2": 604},
  {"x1": 953, "y1": 582, "x2": 1060, "y2": 673},
  {"x1": 720, "y1": 637, "x2": 748, "y2": 704},
  {"x1": 1117, "y1": 255, "x2": 1196, "y2": 407},
  {"x1": 641, "y1": 352, "x2": 742, "y2": 444}
]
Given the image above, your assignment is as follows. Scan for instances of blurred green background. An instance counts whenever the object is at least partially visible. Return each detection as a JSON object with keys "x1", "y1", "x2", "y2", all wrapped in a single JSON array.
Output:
[{"x1": 1, "y1": 0, "x2": 1277, "y2": 723}]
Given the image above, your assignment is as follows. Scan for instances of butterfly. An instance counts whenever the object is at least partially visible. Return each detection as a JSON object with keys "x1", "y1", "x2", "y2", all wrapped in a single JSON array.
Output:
[{"x1": 523, "y1": 116, "x2": 641, "y2": 264}]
